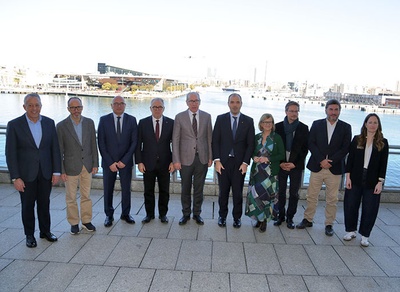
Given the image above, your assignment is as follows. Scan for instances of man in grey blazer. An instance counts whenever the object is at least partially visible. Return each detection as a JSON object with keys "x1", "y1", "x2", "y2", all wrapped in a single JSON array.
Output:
[
  {"x1": 57, "y1": 97, "x2": 99, "y2": 235},
  {"x1": 172, "y1": 92, "x2": 213, "y2": 225}
]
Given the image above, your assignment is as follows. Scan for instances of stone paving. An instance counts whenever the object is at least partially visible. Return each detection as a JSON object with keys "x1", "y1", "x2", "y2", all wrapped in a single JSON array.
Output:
[{"x1": 0, "y1": 183, "x2": 399, "y2": 292}]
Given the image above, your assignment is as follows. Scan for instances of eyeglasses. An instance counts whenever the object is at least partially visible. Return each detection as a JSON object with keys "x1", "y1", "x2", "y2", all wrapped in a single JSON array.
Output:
[
  {"x1": 151, "y1": 106, "x2": 164, "y2": 110},
  {"x1": 261, "y1": 121, "x2": 273, "y2": 124},
  {"x1": 113, "y1": 102, "x2": 126, "y2": 106},
  {"x1": 188, "y1": 100, "x2": 200, "y2": 103},
  {"x1": 69, "y1": 106, "x2": 83, "y2": 111}
]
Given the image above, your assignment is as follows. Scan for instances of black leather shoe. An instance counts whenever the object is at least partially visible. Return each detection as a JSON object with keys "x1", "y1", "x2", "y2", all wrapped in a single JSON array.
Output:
[
  {"x1": 259, "y1": 221, "x2": 267, "y2": 232},
  {"x1": 193, "y1": 215, "x2": 204, "y2": 225},
  {"x1": 26, "y1": 235, "x2": 37, "y2": 248},
  {"x1": 233, "y1": 218, "x2": 242, "y2": 228},
  {"x1": 142, "y1": 215, "x2": 155, "y2": 223},
  {"x1": 40, "y1": 232, "x2": 58, "y2": 242},
  {"x1": 296, "y1": 218, "x2": 313, "y2": 229},
  {"x1": 286, "y1": 219, "x2": 295, "y2": 229},
  {"x1": 218, "y1": 217, "x2": 226, "y2": 227},
  {"x1": 273, "y1": 218, "x2": 284, "y2": 226},
  {"x1": 104, "y1": 216, "x2": 114, "y2": 227},
  {"x1": 325, "y1": 225, "x2": 334, "y2": 236},
  {"x1": 254, "y1": 221, "x2": 261, "y2": 228},
  {"x1": 179, "y1": 215, "x2": 190, "y2": 225},
  {"x1": 120, "y1": 214, "x2": 135, "y2": 224},
  {"x1": 159, "y1": 215, "x2": 169, "y2": 223}
]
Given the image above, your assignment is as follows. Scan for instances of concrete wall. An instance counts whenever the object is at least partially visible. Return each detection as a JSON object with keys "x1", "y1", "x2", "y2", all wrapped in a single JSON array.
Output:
[{"x1": 1, "y1": 171, "x2": 399, "y2": 203}]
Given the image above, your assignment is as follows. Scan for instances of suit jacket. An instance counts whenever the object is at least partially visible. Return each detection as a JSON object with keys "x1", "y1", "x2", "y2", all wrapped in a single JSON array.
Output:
[
  {"x1": 275, "y1": 121, "x2": 309, "y2": 170},
  {"x1": 172, "y1": 109, "x2": 212, "y2": 166},
  {"x1": 212, "y1": 112, "x2": 255, "y2": 166},
  {"x1": 346, "y1": 136, "x2": 389, "y2": 189},
  {"x1": 97, "y1": 112, "x2": 138, "y2": 168},
  {"x1": 307, "y1": 118, "x2": 352, "y2": 175},
  {"x1": 135, "y1": 115, "x2": 174, "y2": 171},
  {"x1": 6, "y1": 114, "x2": 61, "y2": 182},
  {"x1": 56, "y1": 115, "x2": 99, "y2": 176}
]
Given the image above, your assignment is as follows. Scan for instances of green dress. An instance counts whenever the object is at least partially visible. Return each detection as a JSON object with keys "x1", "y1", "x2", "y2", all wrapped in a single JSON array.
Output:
[{"x1": 245, "y1": 132, "x2": 284, "y2": 222}]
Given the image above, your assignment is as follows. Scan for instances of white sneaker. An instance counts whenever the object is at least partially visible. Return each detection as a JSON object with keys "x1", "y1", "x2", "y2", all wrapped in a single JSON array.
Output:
[
  {"x1": 343, "y1": 231, "x2": 357, "y2": 241},
  {"x1": 361, "y1": 236, "x2": 369, "y2": 247}
]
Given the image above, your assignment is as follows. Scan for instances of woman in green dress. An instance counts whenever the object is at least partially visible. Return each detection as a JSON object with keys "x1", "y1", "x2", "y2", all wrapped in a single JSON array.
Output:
[{"x1": 245, "y1": 113, "x2": 285, "y2": 232}]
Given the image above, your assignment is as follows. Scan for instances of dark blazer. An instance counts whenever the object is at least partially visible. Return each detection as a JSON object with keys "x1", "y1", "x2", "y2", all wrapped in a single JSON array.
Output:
[
  {"x1": 212, "y1": 112, "x2": 255, "y2": 166},
  {"x1": 97, "y1": 113, "x2": 138, "y2": 169},
  {"x1": 346, "y1": 136, "x2": 389, "y2": 189},
  {"x1": 307, "y1": 118, "x2": 352, "y2": 175},
  {"x1": 135, "y1": 115, "x2": 174, "y2": 171},
  {"x1": 275, "y1": 121, "x2": 309, "y2": 170},
  {"x1": 57, "y1": 116, "x2": 99, "y2": 175},
  {"x1": 6, "y1": 114, "x2": 61, "y2": 182}
]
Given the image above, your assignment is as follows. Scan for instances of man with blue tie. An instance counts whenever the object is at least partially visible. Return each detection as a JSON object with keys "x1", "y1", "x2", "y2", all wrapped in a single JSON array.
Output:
[
  {"x1": 212, "y1": 93, "x2": 255, "y2": 228},
  {"x1": 98, "y1": 96, "x2": 138, "y2": 227},
  {"x1": 136, "y1": 98, "x2": 174, "y2": 223}
]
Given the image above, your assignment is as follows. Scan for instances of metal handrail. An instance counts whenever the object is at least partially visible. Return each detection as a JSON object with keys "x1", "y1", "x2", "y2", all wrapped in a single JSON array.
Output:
[{"x1": 1, "y1": 125, "x2": 399, "y2": 190}]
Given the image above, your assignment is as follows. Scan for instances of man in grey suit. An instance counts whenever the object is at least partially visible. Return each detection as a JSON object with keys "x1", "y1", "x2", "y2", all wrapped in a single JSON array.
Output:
[
  {"x1": 172, "y1": 92, "x2": 213, "y2": 225},
  {"x1": 57, "y1": 97, "x2": 99, "y2": 235}
]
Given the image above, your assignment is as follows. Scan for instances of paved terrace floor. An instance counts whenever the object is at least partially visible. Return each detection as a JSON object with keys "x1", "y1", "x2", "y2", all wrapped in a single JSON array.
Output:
[{"x1": 0, "y1": 183, "x2": 399, "y2": 292}]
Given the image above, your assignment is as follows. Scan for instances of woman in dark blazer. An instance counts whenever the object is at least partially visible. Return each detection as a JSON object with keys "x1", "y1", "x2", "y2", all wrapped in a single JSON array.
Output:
[{"x1": 343, "y1": 113, "x2": 389, "y2": 247}]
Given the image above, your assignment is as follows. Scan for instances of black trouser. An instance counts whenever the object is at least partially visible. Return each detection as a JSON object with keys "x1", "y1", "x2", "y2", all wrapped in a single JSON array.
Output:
[
  {"x1": 277, "y1": 167, "x2": 302, "y2": 221},
  {"x1": 143, "y1": 161, "x2": 170, "y2": 217}
]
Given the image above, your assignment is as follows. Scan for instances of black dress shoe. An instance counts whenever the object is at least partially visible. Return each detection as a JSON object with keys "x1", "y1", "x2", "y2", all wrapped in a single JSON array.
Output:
[
  {"x1": 120, "y1": 214, "x2": 135, "y2": 224},
  {"x1": 259, "y1": 221, "x2": 267, "y2": 232},
  {"x1": 273, "y1": 218, "x2": 284, "y2": 226},
  {"x1": 218, "y1": 217, "x2": 226, "y2": 227},
  {"x1": 286, "y1": 219, "x2": 295, "y2": 229},
  {"x1": 26, "y1": 235, "x2": 37, "y2": 248},
  {"x1": 104, "y1": 216, "x2": 114, "y2": 227},
  {"x1": 233, "y1": 218, "x2": 242, "y2": 228},
  {"x1": 296, "y1": 218, "x2": 313, "y2": 229},
  {"x1": 142, "y1": 215, "x2": 155, "y2": 223},
  {"x1": 254, "y1": 221, "x2": 261, "y2": 228},
  {"x1": 179, "y1": 215, "x2": 190, "y2": 225},
  {"x1": 325, "y1": 225, "x2": 334, "y2": 236},
  {"x1": 39, "y1": 232, "x2": 58, "y2": 242},
  {"x1": 159, "y1": 215, "x2": 169, "y2": 223},
  {"x1": 193, "y1": 215, "x2": 204, "y2": 225}
]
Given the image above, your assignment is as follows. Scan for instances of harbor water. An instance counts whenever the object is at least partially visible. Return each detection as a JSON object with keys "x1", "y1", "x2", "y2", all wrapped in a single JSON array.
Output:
[{"x1": 1, "y1": 91, "x2": 399, "y2": 188}]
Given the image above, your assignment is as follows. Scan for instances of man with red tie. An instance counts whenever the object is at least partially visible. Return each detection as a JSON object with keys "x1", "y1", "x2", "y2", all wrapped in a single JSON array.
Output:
[{"x1": 136, "y1": 98, "x2": 174, "y2": 224}]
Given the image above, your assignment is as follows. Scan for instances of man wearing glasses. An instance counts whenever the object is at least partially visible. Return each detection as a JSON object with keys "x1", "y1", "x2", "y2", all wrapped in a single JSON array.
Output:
[
  {"x1": 57, "y1": 97, "x2": 99, "y2": 234},
  {"x1": 172, "y1": 92, "x2": 213, "y2": 225},
  {"x1": 274, "y1": 101, "x2": 309, "y2": 229},
  {"x1": 136, "y1": 98, "x2": 174, "y2": 224},
  {"x1": 98, "y1": 95, "x2": 138, "y2": 227}
]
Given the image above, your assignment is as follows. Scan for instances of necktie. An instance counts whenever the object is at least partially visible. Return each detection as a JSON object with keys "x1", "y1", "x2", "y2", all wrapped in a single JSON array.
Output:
[
  {"x1": 232, "y1": 116, "x2": 238, "y2": 139},
  {"x1": 192, "y1": 113, "x2": 197, "y2": 137},
  {"x1": 155, "y1": 119, "x2": 160, "y2": 142},
  {"x1": 117, "y1": 116, "x2": 121, "y2": 141},
  {"x1": 230, "y1": 116, "x2": 238, "y2": 156}
]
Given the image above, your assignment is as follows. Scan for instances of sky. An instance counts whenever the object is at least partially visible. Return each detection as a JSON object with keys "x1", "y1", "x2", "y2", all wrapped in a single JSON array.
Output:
[{"x1": 1, "y1": 0, "x2": 399, "y2": 88}]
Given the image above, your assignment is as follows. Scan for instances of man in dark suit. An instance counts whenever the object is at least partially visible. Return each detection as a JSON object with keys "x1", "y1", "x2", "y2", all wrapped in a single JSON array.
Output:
[
  {"x1": 136, "y1": 98, "x2": 174, "y2": 224},
  {"x1": 296, "y1": 99, "x2": 351, "y2": 236},
  {"x1": 6, "y1": 93, "x2": 61, "y2": 248},
  {"x1": 172, "y1": 92, "x2": 213, "y2": 225},
  {"x1": 212, "y1": 93, "x2": 255, "y2": 228},
  {"x1": 98, "y1": 95, "x2": 138, "y2": 227},
  {"x1": 57, "y1": 97, "x2": 99, "y2": 234},
  {"x1": 275, "y1": 101, "x2": 309, "y2": 229}
]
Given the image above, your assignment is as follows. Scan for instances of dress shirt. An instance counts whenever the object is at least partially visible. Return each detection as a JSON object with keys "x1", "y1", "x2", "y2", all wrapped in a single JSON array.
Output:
[
  {"x1": 189, "y1": 110, "x2": 199, "y2": 133},
  {"x1": 326, "y1": 119, "x2": 337, "y2": 145},
  {"x1": 152, "y1": 116, "x2": 163, "y2": 135},
  {"x1": 113, "y1": 113, "x2": 124, "y2": 132},
  {"x1": 25, "y1": 114, "x2": 42, "y2": 148}
]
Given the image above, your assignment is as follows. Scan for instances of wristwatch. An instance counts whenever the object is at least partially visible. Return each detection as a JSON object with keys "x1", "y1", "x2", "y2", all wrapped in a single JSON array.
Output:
[
  {"x1": 12, "y1": 178, "x2": 18, "y2": 183},
  {"x1": 378, "y1": 178, "x2": 385, "y2": 183}
]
